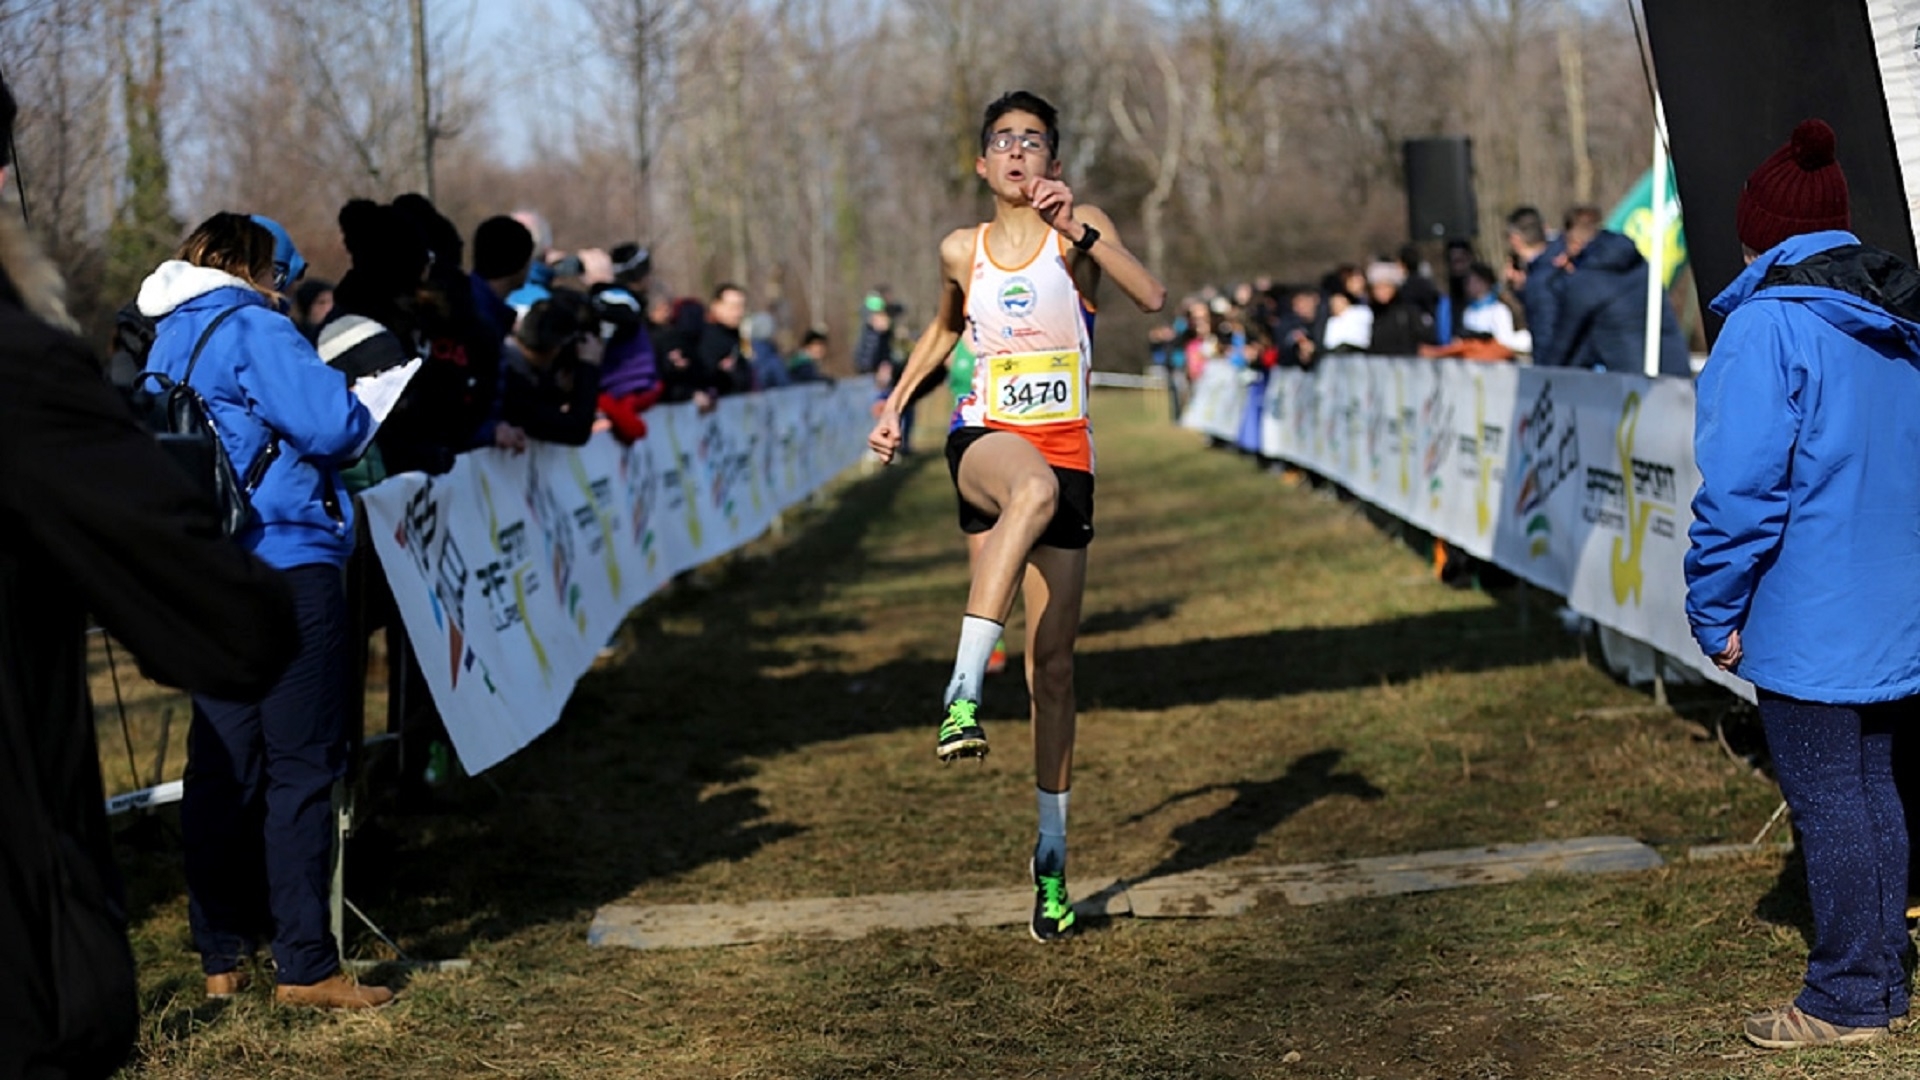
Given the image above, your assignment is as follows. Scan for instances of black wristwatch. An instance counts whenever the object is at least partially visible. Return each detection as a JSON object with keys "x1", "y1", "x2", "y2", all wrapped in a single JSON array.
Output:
[{"x1": 1073, "y1": 222, "x2": 1100, "y2": 252}]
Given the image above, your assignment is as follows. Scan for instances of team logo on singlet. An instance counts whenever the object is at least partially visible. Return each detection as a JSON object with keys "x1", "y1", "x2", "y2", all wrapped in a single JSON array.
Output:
[{"x1": 998, "y1": 276, "x2": 1037, "y2": 318}]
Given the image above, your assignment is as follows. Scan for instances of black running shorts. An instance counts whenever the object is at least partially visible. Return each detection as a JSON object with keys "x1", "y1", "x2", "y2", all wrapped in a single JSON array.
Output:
[{"x1": 944, "y1": 426, "x2": 1095, "y2": 550}]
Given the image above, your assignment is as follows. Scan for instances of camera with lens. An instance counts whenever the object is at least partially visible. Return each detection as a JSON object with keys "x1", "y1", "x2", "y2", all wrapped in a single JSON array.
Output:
[{"x1": 550, "y1": 242, "x2": 651, "y2": 286}]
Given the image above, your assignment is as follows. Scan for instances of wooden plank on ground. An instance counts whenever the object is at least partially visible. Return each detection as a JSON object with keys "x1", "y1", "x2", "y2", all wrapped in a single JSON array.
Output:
[
  {"x1": 590, "y1": 877, "x2": 1125, "y2": 950},
  {"x1": 588, "y1": 837, "x2": 1662, "y2": 950},
  {"x1": 1126, "y1": 836, "x2": 1662, "y2": 916}
]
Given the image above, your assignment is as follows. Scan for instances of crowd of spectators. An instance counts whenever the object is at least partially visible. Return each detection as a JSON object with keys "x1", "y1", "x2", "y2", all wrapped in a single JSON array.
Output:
[
  {"x1": 1149, "y1": 202, "x2": 1695, "y2": 414},
  {"x1": 60, "y1": 192, "x2": 854, "y2": 1028}
]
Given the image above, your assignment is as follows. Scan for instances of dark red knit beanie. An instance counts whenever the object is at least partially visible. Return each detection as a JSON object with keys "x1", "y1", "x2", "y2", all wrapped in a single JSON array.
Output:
[{"x1": 1736, "y1": 119, "x2": 1850, "y2": 254}]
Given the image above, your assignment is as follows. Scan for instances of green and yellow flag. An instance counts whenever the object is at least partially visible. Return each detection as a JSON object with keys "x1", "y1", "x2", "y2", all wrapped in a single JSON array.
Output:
[{"x1": 1606, "y1": 164, "x2": 1688, "y2": 288}]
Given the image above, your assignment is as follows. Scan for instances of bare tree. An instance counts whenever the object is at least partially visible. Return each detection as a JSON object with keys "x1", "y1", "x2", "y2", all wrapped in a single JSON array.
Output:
[{"x1": 0, "y1": 0, "x2": 1663, "y2": 360}]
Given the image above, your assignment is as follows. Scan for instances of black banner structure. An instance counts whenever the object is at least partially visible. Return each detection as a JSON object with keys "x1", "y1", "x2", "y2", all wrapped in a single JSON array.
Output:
[{"x1": 1643, "y1": 0, "x2": 1918, "y2": 343}]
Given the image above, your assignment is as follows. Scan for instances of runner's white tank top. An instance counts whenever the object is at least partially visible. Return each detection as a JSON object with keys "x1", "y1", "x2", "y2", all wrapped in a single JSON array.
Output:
[{"x1": 951, "y1": 224, "x2": 1097, "y2": 473}]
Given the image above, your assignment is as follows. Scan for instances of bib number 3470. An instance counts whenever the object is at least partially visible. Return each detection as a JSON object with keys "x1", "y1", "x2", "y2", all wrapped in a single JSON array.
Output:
[{"x1": 987, "y1": 350, "x2": 1083, "y2": 426}]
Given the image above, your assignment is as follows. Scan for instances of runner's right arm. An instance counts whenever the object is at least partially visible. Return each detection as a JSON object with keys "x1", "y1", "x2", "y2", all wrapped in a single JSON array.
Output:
[{"x1": 869, "y1": 229, "x2": 972, "y2": 463}]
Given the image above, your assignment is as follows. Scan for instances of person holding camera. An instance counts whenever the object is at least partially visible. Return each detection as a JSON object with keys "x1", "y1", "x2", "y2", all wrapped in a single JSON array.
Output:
[
  {"x1": 137, "y1": 213, "x2": 390, "y2": 1011},
  {"x1": 502, "y1": 289, "x2": 605, "y2": 447}
]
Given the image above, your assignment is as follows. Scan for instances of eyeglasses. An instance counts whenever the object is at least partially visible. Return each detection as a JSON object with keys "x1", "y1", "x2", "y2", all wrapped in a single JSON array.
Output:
[{"x1": 986, "y1": 131, "x2": 1050, "y2": 156}]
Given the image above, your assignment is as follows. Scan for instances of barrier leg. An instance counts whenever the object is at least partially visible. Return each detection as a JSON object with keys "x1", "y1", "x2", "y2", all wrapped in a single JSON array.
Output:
[{"x1": 330, "y1": 778, "x2": 348, "y2": 964}]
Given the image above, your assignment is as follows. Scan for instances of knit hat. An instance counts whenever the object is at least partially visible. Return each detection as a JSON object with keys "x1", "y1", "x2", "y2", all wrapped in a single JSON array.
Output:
[
  {"x1": 1365, "y1": 260, "x2": 1406, "y2": 288},
  {"x1": 317, "y1": 314, "x2": 413, "y2": 380},
  {"x1": 392, "y1": 192, "x2": 464, "y2": 269},
  {"x1": 249, "y1": 215, "x2": 306, "y2": 292},
  {"x1": 338, "y1": 199, "x2": 429, "y2": 288},
  {"x1": 1736, "y1": 119, "x2": 1850, "y2": 255},
  {"x1": 472, "y1": 216, "x2": 535, "y2": 281},
  {"x1": 608, "y1": 242, "x2": 651, "y2": 283}
]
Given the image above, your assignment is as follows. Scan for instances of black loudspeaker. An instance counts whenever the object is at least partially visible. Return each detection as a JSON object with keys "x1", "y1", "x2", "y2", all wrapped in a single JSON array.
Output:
[{"x1": 1404, "y1": 137, "x2": 1478, "y2": 240}]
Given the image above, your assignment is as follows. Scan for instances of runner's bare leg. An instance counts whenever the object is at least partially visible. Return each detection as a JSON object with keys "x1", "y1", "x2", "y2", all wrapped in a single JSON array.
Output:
[
  {"x1": 1021, "y1": 544, "x2": 1087, "y2": 793},
  {"x1": 955, "y1": 432, "x2": 1059, "y2": 622}
]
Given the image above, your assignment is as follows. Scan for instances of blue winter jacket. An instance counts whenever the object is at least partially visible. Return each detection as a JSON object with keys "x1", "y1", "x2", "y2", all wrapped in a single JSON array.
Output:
[
  {"x1": 1533, "y1": 230, "x2": 1689, "y2": 375},
  {"x1": 1518, "y1": 237, "x2": 1565, "y2": 360},
  {"x1": 138, "y1": 262, "x2": 374, "y2": 570},
  {"x1": 1685, "y1": 230, "x2": 1920, "y2": 703}
]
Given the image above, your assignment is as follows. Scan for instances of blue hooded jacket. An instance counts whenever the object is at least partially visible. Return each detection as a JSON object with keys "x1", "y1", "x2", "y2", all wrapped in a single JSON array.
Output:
[
  {"x1": 1534, "y1": 230, "x2": 1689, "y2": 375},
  {"x1": 137, "y1": 261, "x2": 373, "y2": 570},
  {"x1": 1686, "y1": 230, "x2": 1920, "y2": 703}
]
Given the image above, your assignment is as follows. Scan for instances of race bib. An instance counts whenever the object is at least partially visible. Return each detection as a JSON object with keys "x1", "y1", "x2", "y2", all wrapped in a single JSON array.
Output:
[{"x1": 986, "y1": 349, "x2": 1083, "y2": 426}]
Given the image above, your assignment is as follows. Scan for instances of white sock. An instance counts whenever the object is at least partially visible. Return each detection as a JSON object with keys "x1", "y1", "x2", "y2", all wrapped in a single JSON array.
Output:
[
  {"x1": 943, "y1": 615, "x2": 1003, "y2": 706},
  {"x1": 1036, "y1": 787, "x2": 1069, "y2": 868}
]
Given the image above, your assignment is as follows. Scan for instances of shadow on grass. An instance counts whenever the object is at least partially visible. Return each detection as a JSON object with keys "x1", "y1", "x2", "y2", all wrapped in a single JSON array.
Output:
[
  {"x1": 1120, "y1": 748, "x2": 1385, "y2": 882},
  {"x1": 1753, "y1": 838, "x2": 1816, "y2": 950},
  {"x1": 115, "y1": 452, "x2": 1588, "y2": 966}
]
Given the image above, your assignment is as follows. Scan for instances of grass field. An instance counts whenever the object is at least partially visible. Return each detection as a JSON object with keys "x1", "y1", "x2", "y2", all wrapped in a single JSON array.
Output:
[{"x1": 101, "y1": 389, "x2": 1915, "y2": 1078}]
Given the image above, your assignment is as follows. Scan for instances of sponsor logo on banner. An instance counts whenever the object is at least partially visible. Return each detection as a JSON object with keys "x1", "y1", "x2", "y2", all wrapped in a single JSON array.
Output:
[
  {"x1": 1365, "y1": 368, "x2": 1388, "y2": 485},
  {"x1": 396, "y1": 480, "x2": 485, "y2": 691},
  {"x1": 1340, "y1": 378, "x2": 1361, "y2": 476},
  {"x1": 698, "y1": 412, "x2": 744, "y2": 533},
  {"x1": 662, "y1": 419, "x2": 704, "y2": 550},
  {"x1": 1579, "y1": 391, "x2": 1678, "y2": 605},
  {"x1": 1453, "y1": 379, "x2": 1504, "y2": 537},
  {"x1": 569, "y1": 453, "x2": 622, "y2": 624},
  {"x1": 1510, "y1": 379, "x2": 1580, "y2": 558},
  {"x1": 620, "y1": 439, "x2": 662, "y2": 571},
  {"x1": 1420, "y1": 378, "x2": 1454, "y2": 509},
  {"x1": 1396, "y1": 371, "x2": 1412, "y2": 496},
  {"x1": 525, "y1": 461, "x2": 575, "y2": 667}
]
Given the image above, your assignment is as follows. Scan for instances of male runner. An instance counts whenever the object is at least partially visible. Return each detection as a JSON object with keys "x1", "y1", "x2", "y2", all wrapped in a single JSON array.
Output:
[{"x1": 868, "y1": 90, "x2": 1165, "y2": 941}]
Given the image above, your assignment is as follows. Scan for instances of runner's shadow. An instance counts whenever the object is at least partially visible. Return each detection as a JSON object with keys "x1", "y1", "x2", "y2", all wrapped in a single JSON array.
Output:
[{"x1": 1124, "y1": 749, "x2": 1384, "y2": 882}]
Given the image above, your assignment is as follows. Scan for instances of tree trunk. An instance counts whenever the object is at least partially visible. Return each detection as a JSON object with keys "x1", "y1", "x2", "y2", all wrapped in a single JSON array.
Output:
[{"x1": 410, "y1": 0, "x2": 433, "y2": 200}]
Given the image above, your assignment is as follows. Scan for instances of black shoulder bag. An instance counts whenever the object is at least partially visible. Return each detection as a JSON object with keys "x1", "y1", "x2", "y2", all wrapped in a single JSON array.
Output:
[{"x1": 134, "y1": 308, "x2": 280, "y2": 537}]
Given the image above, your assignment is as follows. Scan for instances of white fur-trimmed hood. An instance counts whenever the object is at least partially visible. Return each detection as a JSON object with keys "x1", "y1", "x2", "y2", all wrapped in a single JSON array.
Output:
[{"x1": 136, "y1": 260, "x2": 258, "y2": 318}]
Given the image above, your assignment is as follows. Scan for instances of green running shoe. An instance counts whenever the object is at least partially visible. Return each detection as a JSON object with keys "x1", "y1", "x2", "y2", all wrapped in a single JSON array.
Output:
[
  {"x1": 936, "y1": 699, "x2": 988, "y2": 762},
  {"x1": 1030, "y1": 851, "x2": 1077, "y2": 942}
]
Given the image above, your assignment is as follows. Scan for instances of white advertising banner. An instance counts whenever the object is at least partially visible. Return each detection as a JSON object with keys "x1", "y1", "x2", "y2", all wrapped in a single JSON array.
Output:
[
  {"x1": 1181, "y1": 361, "x2": 1249, "y2": 440},
  {"x1": 1220, "y1": 356, "x2": 1749, "y2": 696},
  {"x1": 359, "y1": 380, "x2": 875, "y2": 773}
]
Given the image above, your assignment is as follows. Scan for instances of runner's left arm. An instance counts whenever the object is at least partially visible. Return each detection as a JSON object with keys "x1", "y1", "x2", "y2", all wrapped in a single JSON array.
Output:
[
  {"x1": 1067, "y1": 205, "x2": 1166, "y2": 313},
  {"x1": 1025, "y1": 179, "x2": 1166, "y2": 313}
]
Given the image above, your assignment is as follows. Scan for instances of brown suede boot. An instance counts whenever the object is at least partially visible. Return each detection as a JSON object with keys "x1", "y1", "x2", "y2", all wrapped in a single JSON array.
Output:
[
  {"x1": 205, "y1": 970, "x2": 251, "y2": 999},
  {"x1": 274, "y1": 971, "x2": 395, "y2": 1010}
]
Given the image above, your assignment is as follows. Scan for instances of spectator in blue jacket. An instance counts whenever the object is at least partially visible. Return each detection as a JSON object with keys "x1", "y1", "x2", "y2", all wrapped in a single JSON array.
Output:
[
  {"x1": 1505, "y1": 206, "x2": 1563, "y2": 357},
  {"x1": 1532, "y1": 207, "x2": 1689, "y2": 375},
  {"x1": 137, "y1": 212, "x2": 393, "y2": 1012},
  {"x1": 1685, "y1": 119, "x2": 1920, "y2": 1051}
]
